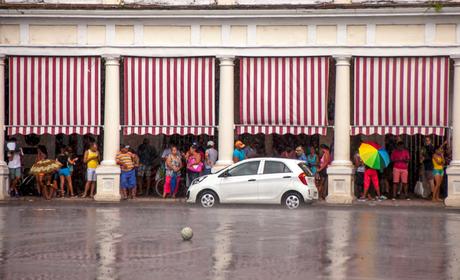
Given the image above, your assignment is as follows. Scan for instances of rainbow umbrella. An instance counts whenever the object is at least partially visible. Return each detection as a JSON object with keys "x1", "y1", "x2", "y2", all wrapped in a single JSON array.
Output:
[{"x1": 358, "y1": 142, "x2": 390, "y2": 171}]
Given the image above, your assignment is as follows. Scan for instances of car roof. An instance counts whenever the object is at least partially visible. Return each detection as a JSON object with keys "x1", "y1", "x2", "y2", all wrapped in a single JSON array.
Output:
[{"x1": 239, "y1": 157, "x2": 303, "y2": 164}]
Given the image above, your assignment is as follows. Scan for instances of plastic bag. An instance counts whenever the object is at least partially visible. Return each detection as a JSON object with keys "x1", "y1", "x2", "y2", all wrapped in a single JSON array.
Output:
[{"x1": 414, "y1": 181, "x2": 423, "y2": 197}]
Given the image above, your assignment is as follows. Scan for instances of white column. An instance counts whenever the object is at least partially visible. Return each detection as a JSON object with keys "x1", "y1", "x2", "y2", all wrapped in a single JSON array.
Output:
[
  {"x1": 214, "y1": 56, "x2": 235, "y2": 171},
  {"x1": 326, "y1": 56, "x2": 354, "y2": 204},
  {"x1": 445, "y1": 56, "x2": 460, "y2": 207},
  {"x1": 0, "y1": 56, "x2": 8, "y2": 200},
  {"x1": 95, "y1": 55, "x2": 121, "y2": 202}
]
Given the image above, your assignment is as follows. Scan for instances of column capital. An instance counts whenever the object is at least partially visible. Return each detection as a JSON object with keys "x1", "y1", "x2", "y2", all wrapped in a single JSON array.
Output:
[
  {"x1": 333, "y1": 55, "x2": 352, "y2": 66},
  {"x1": 451, "y1": 55, "x2": 460, "y2": 66},
  {"x1": 218, "y1": 56, "x2": 235, "y2": 67},
  {"x1": 103, "y1": 55, "x2": 120, "y2": 66}
]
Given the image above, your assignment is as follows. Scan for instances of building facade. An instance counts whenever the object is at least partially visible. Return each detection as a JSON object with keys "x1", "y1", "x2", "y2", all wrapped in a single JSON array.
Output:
[{"x1": 1, "y1": 0, "x2": 460, "y2": 205}]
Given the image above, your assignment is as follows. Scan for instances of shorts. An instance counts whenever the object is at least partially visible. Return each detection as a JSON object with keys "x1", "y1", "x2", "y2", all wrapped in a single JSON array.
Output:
[
  {"x1": 433, "y1": 169, "x2": 444, "y2": 176},
  {"x1": 393, "y1": 168, "x2": 408, "y2": 184},
  {"x1": 137, "y1": 165, "x2": 152, "y2": 177},
  {"x1": 9, "y1": 167, "x2": 21, "y2": 180},
  {"x1": 355, "y1": 171, "x2": 364, "y2": 186},
  {"x1": 87, "y1": 168, "x2": 97, "y2": 182},
  {"x1": 58, "y1": 167, "x2": 71, "y2": 177},
  {"x1": 424, "y1": 170, "x2": 434, "y2": 181},
  {"x1": 121, "y1": 169, "x2": 137, "y2": 189}
]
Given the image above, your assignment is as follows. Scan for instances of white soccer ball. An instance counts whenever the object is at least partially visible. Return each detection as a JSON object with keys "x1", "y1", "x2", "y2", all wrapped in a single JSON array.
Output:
[{"x1": 181, "y1": 227, "x2": 193, "y2": 241}]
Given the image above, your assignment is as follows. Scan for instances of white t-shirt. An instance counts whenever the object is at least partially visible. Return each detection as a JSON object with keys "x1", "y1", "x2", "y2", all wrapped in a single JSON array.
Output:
[{"x1": 8, "y1": 148, "x2": 23, "y2": 169}]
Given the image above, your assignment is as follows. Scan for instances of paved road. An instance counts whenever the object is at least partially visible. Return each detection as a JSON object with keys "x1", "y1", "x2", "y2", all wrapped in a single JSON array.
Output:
[{"x1": 0, "y1": 201, "x2": 459, "y2": 280}]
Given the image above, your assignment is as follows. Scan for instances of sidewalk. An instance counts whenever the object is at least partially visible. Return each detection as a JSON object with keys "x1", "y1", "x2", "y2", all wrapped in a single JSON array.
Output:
[
  {"x1": 0, "y1": 196, "x2": 447, "y2": 208},
  {"x1": 318, "y1": 198, "x2": 445, "y2": 208}
]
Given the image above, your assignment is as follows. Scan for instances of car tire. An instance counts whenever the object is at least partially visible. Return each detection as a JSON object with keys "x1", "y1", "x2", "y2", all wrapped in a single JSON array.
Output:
[
  {"x1": 283, "y1": 192, "x2": 302, "y2": 210},
  {"x1": 198, "y1": 190, "x2": 219, "y2": 208}
]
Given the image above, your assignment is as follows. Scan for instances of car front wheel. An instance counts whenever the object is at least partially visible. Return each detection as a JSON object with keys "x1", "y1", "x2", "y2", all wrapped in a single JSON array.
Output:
[
  {"x1": 199, "y1": 191, "x2": 218, "y2": 208},
  {"x1": 283, "y1": 192, "x2": 302, "y2": 209}
]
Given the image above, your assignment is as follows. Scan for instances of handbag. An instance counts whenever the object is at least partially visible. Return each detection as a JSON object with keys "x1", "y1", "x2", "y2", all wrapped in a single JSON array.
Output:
[{"x1": 187, "y1": 157, "x2": 204, "y2": 173}]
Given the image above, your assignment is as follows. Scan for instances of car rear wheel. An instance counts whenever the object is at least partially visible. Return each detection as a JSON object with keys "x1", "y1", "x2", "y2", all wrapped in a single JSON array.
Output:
[
  {"x1": 283, "y1": 192, "x2": 302, "y2": 209},
  {"x1": 199, "y1": 190, "x2": 218, "y2": 208}
]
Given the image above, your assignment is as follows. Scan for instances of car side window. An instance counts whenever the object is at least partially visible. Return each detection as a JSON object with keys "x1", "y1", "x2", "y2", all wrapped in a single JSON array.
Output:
[
  {"x1": 227, "y1": 161, "x2": 260, "y2": 176},
  {"x1": 263, "y1": 161, "x2": 292, "y2": 174}
]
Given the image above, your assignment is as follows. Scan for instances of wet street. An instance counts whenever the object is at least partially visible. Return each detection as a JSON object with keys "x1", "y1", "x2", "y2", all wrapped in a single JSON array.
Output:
[{"x1": 0, "y1": 201, "x2": 459, "y2": 280}]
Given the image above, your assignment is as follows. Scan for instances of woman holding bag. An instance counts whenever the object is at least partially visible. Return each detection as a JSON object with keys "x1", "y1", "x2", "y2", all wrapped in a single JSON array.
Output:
[
  {"x1": 163, "y1": 145, "x2": 182, "y2": 198},
  {"x1": 185, "y1": 144, "x2": 203, "y2": 188}
]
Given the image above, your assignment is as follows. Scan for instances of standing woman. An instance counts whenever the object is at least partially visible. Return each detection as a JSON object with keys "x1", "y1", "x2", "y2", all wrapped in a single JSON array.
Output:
[
  {"x1": 82, "y1": 143, "x2": 100, "y2": 198},
  {"x1": 185, "y1": 144, "x2": 203, "y2": 187},
  {"x1": 57, "y1": 147, "x2": 78, "y2": 197},
  {"x1": 316, "y1": 144, "x2": 331, "y2": 200},
  {"x1": 306, "y1": 146, "x2": 319, "y2": 175},
  {"x1": 432, "y1": 148, "x2": 445, "y2": 202},
  {"x1": 163, "y1": 145, "x2": 182, "y2": 198}
]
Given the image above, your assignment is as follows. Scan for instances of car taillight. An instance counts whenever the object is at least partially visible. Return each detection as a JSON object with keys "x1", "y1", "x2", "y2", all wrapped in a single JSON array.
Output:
[{"x1": 298, "y1": 173, "x2": 308, "y2": 185}]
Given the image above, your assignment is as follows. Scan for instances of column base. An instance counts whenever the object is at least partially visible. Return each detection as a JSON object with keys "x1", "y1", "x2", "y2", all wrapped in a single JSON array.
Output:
[
  {"x1": 94, "y1": 164, "x2": 121, "y2": 202},
  {"x1": 212, "y1": 160, "x2": 233, "y2": 173},
  {"x1": 445, "y1": 165, "x2": 460, "y2": 208},
  {"x1": 0, "y1": 163, "x2": 8, "y2": 200},
  {"x1": 326, "y1": 163, "x2": 355, "y2": 204}
]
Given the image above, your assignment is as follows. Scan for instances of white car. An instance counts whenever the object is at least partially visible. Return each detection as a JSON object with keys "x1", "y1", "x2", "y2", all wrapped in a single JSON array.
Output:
[{"x1": 186, "y1": 158, "x2": 318, "y2": 209}]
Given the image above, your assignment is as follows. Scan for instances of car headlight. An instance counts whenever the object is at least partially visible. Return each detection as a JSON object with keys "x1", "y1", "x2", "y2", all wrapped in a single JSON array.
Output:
[{"x1": 191, "y1": 175, "x2": 207, "y2": 185}]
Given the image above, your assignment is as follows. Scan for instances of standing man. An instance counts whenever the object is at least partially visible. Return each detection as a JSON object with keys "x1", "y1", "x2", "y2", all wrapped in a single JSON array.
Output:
[
  {"x1": 204, "y1": 140, "x2": 218, "y2": 175},
  {"x1": 136, "y1": 138, "x2": 157, "y2": 196},
  {"x1": 421, "y1": 136, "x2": 435, "y2": 198},
  {"x1": 6, "y1": 138, "x2": 23, "y2": 197},
  {"x1": 391, "y1": 141, "x2": 410, "y2": 200},
  {"x1": 233, "y1": 140, "x2": 246, "y2": 163},
  {"x1": 116, "y1": 145, "x2": 137, "y2": 200},
  {"x1": 82, "y1": 143, "x2": 100, "y2": 198}
]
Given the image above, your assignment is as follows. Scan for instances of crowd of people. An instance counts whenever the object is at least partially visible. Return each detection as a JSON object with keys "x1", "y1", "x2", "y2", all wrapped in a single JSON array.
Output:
[
  {"x1": 354, "y1": 136, "x2": 450, "y2": 202},
  {"x1": 5, "y1": 134, "x2": 452, "y2": 203}
]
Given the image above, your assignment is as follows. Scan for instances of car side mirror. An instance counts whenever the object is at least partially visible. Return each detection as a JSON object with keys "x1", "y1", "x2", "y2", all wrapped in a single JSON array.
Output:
[{"x1": 219, "y1": 171, "x2": 229, "y2": 178}]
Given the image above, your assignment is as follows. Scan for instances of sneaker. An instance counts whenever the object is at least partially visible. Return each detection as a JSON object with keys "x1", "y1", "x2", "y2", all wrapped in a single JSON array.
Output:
[
  {"x1": 392, "y1": 198, "x2": 396, "y2": 201},
  {"x1": 380, "y1": 195, "x2": 387, "y2": 200},
  {"x1": 406, "y1": 197, "x2": 411, "y2": 201},
  {"x1": 358, "y1": 197, "x2": 367, "y2": 202}
]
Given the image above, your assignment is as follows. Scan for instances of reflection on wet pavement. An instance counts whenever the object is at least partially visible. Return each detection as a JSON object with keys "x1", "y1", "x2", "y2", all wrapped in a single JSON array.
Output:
[{"x1": 0, "y1": 203, "x2": 459, "y2": 280}]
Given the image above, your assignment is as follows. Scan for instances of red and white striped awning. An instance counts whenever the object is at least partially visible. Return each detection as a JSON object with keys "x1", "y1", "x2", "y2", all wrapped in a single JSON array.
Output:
[
  {"x1": 352, "y1": 57, "x2": 450, "y2": 136},
  {"x1": 237, "y1": 57, "x2": 330, "y2": 135},
  {"x1": 8, "y1": 56, "x2": 101, "y2": 135},
  {"x1": 123, "y1": 57, "x2": 215, "y2": 135}
]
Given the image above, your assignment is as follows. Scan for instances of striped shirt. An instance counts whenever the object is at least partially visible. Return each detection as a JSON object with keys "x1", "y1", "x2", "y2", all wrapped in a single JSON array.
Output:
[{"x1": 116, "y1": 152, "x2": 135, "y2": 171}]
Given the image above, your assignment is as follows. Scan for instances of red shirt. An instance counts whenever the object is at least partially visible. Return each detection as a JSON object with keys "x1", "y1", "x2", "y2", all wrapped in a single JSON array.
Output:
[{"x1": 391, "y1": 149, "x2": 410, "y2": 170}]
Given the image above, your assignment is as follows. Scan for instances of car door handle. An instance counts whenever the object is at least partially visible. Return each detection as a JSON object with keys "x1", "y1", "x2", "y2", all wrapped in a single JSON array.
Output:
[
  {"x1": 248, "y1": 179, "x2": 256, "y2": 182},
  {"x1": 282, "y1": 176, "x2": 291, "y2": 178}
]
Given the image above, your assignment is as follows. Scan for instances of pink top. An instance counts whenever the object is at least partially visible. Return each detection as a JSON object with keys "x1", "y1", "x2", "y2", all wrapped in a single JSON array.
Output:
[{"x1": 391, "y1": 149, "x2": 410, "y2": 170}]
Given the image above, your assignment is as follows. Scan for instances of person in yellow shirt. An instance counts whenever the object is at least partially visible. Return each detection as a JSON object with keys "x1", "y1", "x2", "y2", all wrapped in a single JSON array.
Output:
[
  {"x1": 82, "y1": 143, "x2": 100, "y2": 198},
  {"x1": 432, "y1": 148, "x2": 445, "y2": 202}
]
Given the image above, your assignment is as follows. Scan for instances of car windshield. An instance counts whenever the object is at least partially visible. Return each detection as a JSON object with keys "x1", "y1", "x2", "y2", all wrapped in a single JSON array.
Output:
[{"x1": 297, "y1": 162, "x2": 313, "y2": 177}]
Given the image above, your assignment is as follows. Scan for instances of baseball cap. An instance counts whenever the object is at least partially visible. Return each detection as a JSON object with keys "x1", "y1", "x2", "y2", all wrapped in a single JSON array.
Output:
[{"x1": 207, "y1": 140, "x2": 215, "y2": 147}]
